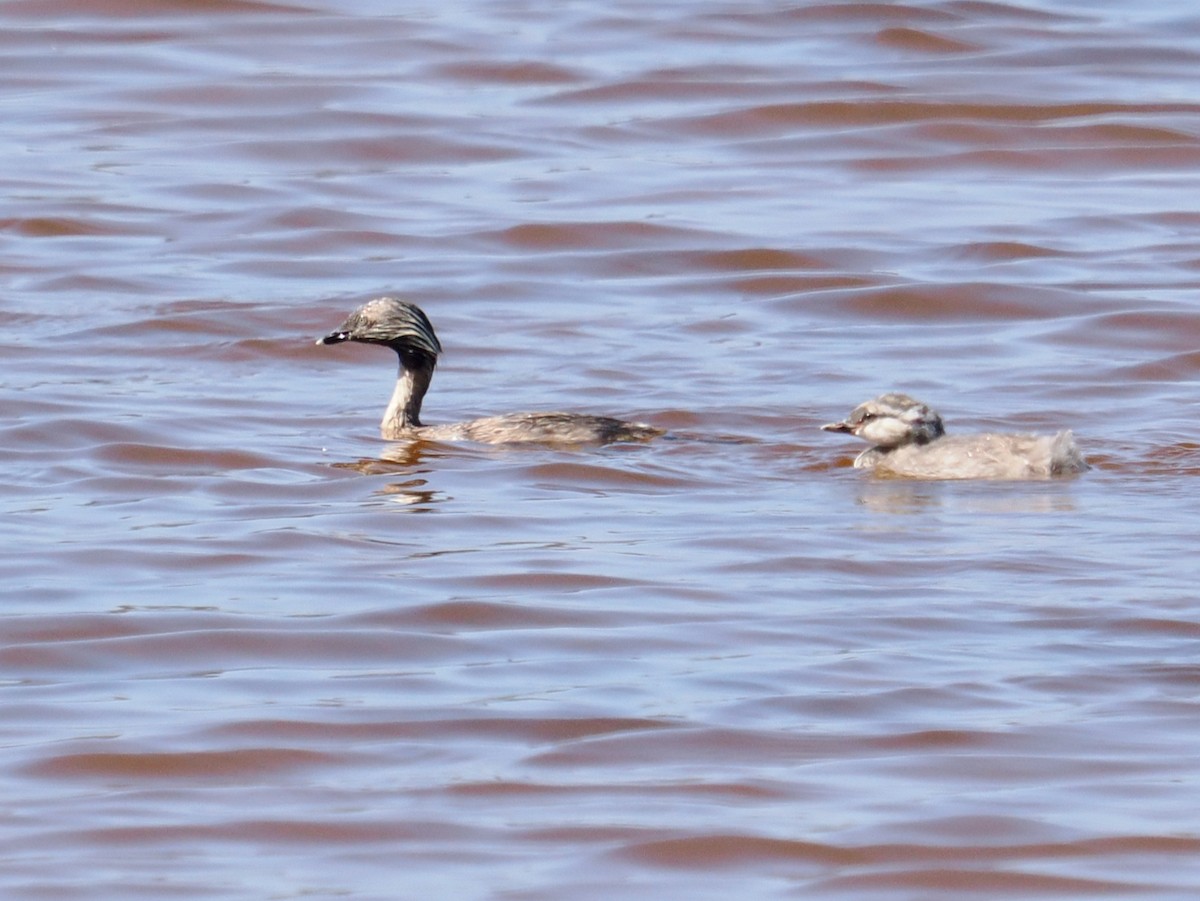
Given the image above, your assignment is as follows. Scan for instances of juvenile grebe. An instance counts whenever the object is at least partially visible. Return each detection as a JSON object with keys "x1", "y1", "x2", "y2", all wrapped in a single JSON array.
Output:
[
  {"x1": 317, "y1": 296, "x2": 663, "y2": 445},
  {"x1": 821, "y1": 393, "x2": 1089, "y2": 480}
]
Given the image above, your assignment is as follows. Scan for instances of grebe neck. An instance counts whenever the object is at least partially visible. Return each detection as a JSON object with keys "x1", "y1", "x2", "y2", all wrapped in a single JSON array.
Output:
[{"x1": 381, "y1": 349, "x2": 434, "y2": 436}]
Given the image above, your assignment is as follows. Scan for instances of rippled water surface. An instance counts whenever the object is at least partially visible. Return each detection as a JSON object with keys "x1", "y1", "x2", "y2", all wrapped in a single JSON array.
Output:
[{"x1": 6, "y1": 1, "x2": 1200, "y2": 898}]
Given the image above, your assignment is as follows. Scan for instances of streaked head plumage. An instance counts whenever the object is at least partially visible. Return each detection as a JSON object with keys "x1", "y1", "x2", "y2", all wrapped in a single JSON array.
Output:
[
  {"x1": 822, "y1": 393, "x2": 945, "y2": 448},
  {"x1": 316, "y1": 296, "x2": 442, "y2": 360}
]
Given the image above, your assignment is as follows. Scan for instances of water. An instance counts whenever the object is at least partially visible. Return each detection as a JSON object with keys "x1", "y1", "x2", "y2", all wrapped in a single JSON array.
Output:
[{"x1": 5, "y1": 1, "x2": 1200, "y2": 898}]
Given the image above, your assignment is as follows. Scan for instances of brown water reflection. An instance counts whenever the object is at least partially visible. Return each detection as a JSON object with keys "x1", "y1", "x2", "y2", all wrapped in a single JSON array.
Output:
[{"x1": 5, "y1": 1, "x2": 1200, "y2": 899}]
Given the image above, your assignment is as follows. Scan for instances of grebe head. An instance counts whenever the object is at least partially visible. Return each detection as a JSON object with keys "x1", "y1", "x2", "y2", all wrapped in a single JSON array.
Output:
[
  {"x1": 317, "y1": 296, "x2": 444, "y2": 433},
  {"x1": 822, "y1": 393, "x2": 945, "y2": 448},
  {"x1": 317, "y1": 296, "x2": 442, "y2": 366}
]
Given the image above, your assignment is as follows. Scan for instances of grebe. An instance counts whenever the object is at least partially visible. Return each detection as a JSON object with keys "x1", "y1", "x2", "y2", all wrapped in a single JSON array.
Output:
[
  {"x1": 316, "y1": 296, "x2": 663, "y2": 445},
  {"x1": 821, "y1": 393, "x2": 1089, "y2": 480}
]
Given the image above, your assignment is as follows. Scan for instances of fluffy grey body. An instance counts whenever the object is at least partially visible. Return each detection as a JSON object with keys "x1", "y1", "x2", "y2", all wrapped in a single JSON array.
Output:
[
  {"x1": 822, "y1": 393, "x2": 1089, "y2": 480},
  {"x1": 317, "y1": 296, "x2": 662, "y2": 446}
]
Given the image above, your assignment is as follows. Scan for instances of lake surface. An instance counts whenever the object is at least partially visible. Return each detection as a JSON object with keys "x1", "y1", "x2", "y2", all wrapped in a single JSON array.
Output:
[{"x1": 5, "y1": 1, "x2": 1200, "y2": 898}]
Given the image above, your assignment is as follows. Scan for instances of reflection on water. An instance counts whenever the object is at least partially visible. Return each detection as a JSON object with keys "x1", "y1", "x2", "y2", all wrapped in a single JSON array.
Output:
[
  {"x1": 845, "y1": 477, "x2": 1083, "y2": 516},
  {"x1": 6, "y1": 1, "x2": 1200, "y2": 899},
  {"x1": 373, "y1": 477, "x2": 440, "y2": 508}
]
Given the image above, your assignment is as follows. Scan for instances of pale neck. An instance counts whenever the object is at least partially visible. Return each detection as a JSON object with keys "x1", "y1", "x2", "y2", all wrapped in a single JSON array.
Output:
[{"x1": 380, "y1": 353, "x2": 434, "y2": 438}]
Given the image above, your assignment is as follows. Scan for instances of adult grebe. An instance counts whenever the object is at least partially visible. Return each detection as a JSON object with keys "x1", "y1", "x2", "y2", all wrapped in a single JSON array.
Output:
[
  {"x1": 316, "y1": 296, "x2": 663, "y2": 445},
  {"x1": 821, "y1": 393, "x2": 1089, "y2": 480}
]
